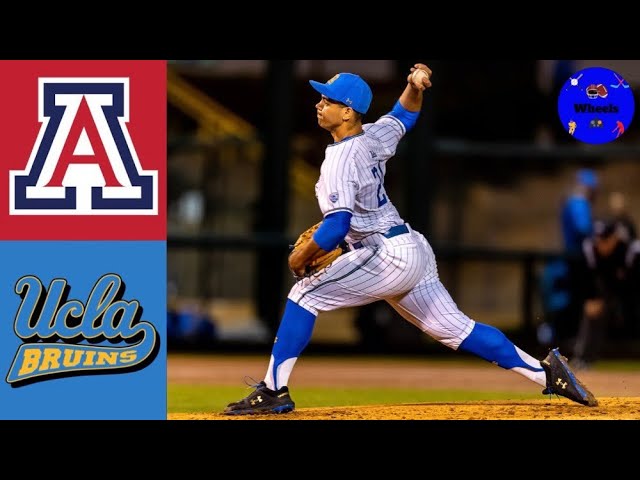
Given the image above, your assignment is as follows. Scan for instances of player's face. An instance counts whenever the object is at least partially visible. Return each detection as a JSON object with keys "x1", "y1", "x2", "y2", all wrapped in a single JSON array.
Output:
[{"x1": 315, "y1": 96, "x2": 347, "y2": 131}]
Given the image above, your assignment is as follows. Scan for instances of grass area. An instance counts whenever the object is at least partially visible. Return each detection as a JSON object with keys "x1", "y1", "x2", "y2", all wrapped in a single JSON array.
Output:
[
  {"x1": 169, "y1": 352, "x2": 640, "y2": 370},
  {"x1": 168, "y1": 384, "x2": 540, "y2": 414},
  {"x1": 591, "y1": 360, "x2": 640, "y2": 371}
]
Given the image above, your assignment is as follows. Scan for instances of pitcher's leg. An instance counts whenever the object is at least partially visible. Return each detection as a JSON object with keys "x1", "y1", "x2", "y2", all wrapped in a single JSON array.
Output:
[
  {"x1": 388, "y1": 278, "x2": 546, "y2": 386},
  {"x1": 458, "y1": 323, "x2": 546, "y2": 386},
  {"x1": 225, "y1": 242, "x2": 429, "y2": 414},
  {"x1": 223, "y1": 298, "x2": 315, "y2": 415},
  {"x1": 386, "y1": 278, "x2": 475, "y2": 349},
  {"x1": 264, "y1": 299, "x2": 316, "y2": 390},
  {"x1": 265, "y1": 242, "x2": 426, "y2": 387},
  {"x1": 264, "y1": 245, "x2": 414, "y2": 389}
]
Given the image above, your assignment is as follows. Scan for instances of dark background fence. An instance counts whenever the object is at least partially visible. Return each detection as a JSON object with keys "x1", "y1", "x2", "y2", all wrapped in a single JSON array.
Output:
[{"x1": 167, "y1": 60, "x2": 640, "y2": 358}]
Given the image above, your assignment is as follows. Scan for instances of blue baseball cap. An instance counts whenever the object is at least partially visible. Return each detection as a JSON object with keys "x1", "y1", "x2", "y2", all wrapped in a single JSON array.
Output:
[
  {"x1": 309, "y1": 73, "x2": 373, "y2": 114},
  {"x1": 577, "y1": 168, "x2": 598, "y2": 188}
]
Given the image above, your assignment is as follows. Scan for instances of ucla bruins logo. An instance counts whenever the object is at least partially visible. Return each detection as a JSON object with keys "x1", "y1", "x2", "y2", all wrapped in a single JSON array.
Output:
[{"x1": 6, "y1": 273, "x2": 158, "y2": 386}]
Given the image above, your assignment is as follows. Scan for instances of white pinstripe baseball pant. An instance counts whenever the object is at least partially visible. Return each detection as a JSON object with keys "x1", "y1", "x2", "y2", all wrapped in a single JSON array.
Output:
[{"x1": 288, "y1": 225, "x2": 476, "y2": 349}]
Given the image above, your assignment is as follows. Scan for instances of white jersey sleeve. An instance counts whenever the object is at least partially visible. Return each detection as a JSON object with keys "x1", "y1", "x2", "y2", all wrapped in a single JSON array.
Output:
[
  {"x1": 363, "y1": 114, "x2": 406, "y2": 158},
  {"x1": 315, "y1": 138, "x2": 359, "y2": 217}
]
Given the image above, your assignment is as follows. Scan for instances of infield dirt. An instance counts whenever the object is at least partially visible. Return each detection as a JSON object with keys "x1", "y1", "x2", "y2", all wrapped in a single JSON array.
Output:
[{"x1": 168, "y1": 354, "x2": 640, "y2": 420}]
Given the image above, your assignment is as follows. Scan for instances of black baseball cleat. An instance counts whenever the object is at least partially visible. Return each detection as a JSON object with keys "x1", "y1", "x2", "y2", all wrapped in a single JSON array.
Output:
[
  {"x1": 223, "y1": 381, "x2": 295, "y2": 415},
  {"x1": 540, "y1": 348, "x2": 598, "y2": 407}
]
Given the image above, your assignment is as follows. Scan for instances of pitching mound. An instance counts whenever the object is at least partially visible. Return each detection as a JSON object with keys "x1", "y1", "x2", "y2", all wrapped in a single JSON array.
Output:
[{"x1": 169, "y1": 396, "x2": 640, "y2": 420}]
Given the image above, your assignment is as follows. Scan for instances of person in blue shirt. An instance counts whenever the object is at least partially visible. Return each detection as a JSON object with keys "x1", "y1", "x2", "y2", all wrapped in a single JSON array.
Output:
[
  {"x1": 538, "y1": 169, "x2": 599, "y2": 348},
  {"x1": 561, "y1": 169, "x2": 599, "y2": 254}
]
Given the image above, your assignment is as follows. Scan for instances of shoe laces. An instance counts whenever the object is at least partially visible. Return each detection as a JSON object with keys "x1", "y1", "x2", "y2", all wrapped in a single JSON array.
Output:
[
  {"x1": 243, "y1": 375, "x2": 263, "y2": 389},
  {"x1": 545, "y1": 388, "x2": 561, "y2": 401}
]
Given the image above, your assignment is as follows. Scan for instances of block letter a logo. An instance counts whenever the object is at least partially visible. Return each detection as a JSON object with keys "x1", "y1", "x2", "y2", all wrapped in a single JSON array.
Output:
[{"x1": 10, "y1": 78, "x2": 158, "y2": 215}]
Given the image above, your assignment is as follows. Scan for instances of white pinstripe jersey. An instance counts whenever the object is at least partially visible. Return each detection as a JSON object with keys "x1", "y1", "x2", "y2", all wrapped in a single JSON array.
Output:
[{"x1": 315, "y1": 114, "x2": 406, "y2": 243}]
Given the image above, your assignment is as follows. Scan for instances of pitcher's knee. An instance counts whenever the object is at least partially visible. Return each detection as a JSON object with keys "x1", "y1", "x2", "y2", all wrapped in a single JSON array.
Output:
[{"x1": 426, "y1": 315, "x2": 475, "y2": 350}]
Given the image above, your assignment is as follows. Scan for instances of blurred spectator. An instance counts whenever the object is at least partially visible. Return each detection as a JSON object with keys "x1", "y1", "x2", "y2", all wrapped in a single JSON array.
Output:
[
  {"x1": 609, "y1": 191, "x2": 637, "y2": 244},
  {"x1": 538, "y1": 168, "x2": 599, "y2": 347},
  {"x1": 562, "y1": 169, "x2": 599, "y2": 254},
  {"x1": 538, "y1": 258, "x2": 578, "y2": 348},
  {"x1": 167, "y1": 300, "x2": 218, "y2": 348},
  {"x1": 571, "y1": 219, "x2": 640, "y2": 369}
]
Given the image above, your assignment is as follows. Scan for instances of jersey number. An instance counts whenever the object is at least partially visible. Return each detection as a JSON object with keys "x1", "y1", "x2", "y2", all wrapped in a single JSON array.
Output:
[{"x1": 371, "y1": 166, "x2": 388, "y2": 207}]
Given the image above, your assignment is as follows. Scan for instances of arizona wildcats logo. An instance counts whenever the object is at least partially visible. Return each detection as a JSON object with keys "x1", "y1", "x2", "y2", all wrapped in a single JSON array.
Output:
[{"x1": 10, "y1": 78, "x2": 158, "y2": 215}]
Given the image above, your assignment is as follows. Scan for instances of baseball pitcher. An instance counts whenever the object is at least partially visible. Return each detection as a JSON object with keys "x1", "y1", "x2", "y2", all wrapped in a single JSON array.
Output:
[{"x1": 224, "y1": 64, "x2": 597, "y2": 415}]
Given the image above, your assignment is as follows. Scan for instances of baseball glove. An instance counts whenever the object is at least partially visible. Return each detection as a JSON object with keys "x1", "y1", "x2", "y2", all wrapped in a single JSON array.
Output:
[{"x1": 290, "y1": 222, "x2": 344, "y2": 278}]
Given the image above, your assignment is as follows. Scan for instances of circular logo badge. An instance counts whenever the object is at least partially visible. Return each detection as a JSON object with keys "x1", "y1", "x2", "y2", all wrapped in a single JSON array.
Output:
[{"x1": 557, "y1": 66, "x2": 634, "y2": 144}]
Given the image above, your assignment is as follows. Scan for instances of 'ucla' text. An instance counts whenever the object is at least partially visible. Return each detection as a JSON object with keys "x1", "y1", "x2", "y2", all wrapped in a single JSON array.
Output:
[{"x1": 6, "y1": 273, "x2": 157, "y2": 385}]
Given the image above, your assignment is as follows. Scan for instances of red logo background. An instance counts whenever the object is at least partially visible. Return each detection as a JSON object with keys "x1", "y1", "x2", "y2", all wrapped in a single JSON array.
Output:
[{"x1": 0, "y1": 60, "x2": 166, "y2": 240}]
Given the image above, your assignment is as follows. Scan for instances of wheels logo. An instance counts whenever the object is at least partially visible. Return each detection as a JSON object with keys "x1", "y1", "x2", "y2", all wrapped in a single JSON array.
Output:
[{"x1": 557, "y1": 66, "x2": 634, "y2": 144}]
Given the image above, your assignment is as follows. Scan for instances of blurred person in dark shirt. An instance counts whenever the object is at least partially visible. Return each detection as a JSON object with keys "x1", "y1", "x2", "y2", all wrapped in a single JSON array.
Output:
[
  {"x1": 609, "y1": 191, "x2": 637, "y2": 244},
  {"x1": 571, "y1": 219, "x2": 640, "y2": 369}
]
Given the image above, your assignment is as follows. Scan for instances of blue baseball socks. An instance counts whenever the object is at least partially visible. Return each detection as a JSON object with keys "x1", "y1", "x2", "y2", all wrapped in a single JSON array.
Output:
[
  {"x1": 459, "y1": 322, "x2": 547, "y2": 387},
  {"x1": 263, "y1": 304, "x2": 548, "y2": 390},
  {"x1": 264, "y1": 299, "x2": 316, "y2": 390}
]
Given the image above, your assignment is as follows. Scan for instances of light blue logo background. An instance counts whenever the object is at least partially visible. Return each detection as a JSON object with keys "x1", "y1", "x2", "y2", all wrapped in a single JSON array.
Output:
[
  {"x1": 0, "y1": 241, "x2": 166, "y2": 419},
  {"x1": 557, "y1": 66, "x2": 634, "y2": 144}
]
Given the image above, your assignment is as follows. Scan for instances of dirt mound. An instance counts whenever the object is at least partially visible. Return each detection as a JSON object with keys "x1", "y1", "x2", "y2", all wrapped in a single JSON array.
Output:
[{"x1": 169, "y1": 397, "x2": 640, "y2": 420}]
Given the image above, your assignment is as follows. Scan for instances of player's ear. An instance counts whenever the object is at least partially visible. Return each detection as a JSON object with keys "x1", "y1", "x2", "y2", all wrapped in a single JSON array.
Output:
[{"x1": 342, "y1": 107, "x2": 354, "y2": 122}]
